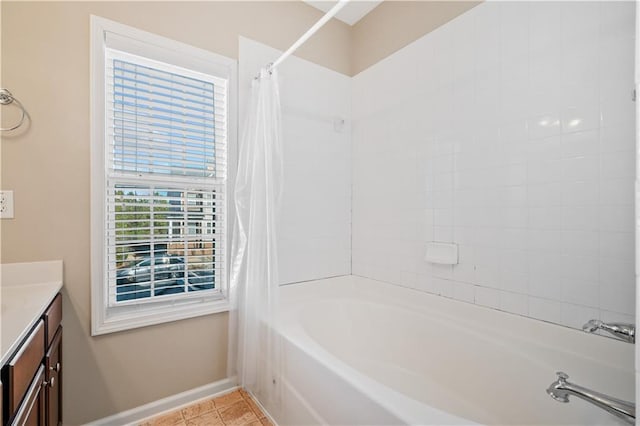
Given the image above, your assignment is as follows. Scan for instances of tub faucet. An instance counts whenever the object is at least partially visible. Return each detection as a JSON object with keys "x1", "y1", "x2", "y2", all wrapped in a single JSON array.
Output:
[
  {"x1": 546, "y1": 372, "x2": 635, "y2": 424},
  {"x1": 582, "y1": 319, "x2": 635, "y2": 344}
]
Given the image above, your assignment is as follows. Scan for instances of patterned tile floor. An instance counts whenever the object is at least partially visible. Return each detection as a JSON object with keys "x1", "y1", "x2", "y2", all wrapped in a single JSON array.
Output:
[{"x1": 140, "y1": 389, "x2": 273, "y2": 426}]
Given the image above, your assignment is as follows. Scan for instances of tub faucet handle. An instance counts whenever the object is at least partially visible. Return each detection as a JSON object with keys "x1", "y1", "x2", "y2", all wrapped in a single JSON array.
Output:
[
  {"x1": 547, "y1": 372, "x2": 571, "y2": 403},
  {"x1": 583, "y1": 319, "x2": 603, "y2": 333},
  {"x1": 556, "y1": 371, "x2": 569, "y2": 386}
]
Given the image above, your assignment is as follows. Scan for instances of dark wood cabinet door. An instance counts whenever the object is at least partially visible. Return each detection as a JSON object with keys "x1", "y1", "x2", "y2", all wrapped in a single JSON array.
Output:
[
  {"x1": 10, "y1": 366, "x2": 45, "y2": 426},
  {"x1": 42, "y1": 295, "x2": 62, "y2": 349},
  {"x1": 4, "y1": 321, "x2": 45, "y2": 420},
  {"x1": 44, "y1": 328, "x2": 61, "y2": 426}
]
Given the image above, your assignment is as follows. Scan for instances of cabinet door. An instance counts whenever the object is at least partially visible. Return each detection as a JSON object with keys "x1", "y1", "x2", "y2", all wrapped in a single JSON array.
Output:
[
  {"x1": 43, "y1": 295, "x2": 62, "y2": 348},
  {"x1": 44, "y1": 328, "x2": 61, "y2": 426},
  {"x1": 10, "y1": 366, "x2": 45, "y2": 426},
  {"x1": 3, "y1": 321, "x2": 45, "y2": 419}
]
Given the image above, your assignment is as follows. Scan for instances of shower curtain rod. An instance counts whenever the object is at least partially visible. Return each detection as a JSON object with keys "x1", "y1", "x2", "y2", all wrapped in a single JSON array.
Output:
[{"x1": 264, "y1": 0, "x2": 350, "y2": 74}]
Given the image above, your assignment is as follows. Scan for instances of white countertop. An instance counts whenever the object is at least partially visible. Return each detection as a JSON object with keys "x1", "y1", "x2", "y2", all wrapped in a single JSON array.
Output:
[{"x1": 1, "y1": 260, "x2": 63, "y2": 365}]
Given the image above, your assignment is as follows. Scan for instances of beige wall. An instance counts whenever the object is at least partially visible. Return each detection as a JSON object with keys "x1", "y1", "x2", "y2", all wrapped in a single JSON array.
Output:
[
  {"x1": 0, "y1": 2, "x2": 350, "y2": 424},
  {"x1": 351, "y1": 1, "x2": 481, "y2": 75}
]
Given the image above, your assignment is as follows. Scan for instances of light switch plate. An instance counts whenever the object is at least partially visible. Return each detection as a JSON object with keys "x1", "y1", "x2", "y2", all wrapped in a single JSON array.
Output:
[{"x1": 0, "y1": 190, "x2": 14, "y2": 219}]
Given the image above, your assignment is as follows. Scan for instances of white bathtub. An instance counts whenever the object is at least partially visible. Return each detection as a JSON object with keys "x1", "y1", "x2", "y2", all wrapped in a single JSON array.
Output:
[{"x1": 270, "y1": 275, "x2": 634, "y2": 425}]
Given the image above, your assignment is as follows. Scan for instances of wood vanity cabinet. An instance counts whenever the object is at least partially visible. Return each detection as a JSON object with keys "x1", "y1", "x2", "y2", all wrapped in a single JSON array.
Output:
[
  {"x1": 44, "y1": 329, "x2": 61, "y2": 426},
  {"x1": 11, "y1": 367, "x2": 45, "y2": 426},
  {"x1": 2, "y1": 294, "x2": 62, "y2": 426}
]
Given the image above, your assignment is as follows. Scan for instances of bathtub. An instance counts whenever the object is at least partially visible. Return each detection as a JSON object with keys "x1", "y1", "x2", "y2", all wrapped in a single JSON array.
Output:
[{"x1": 268, "y1": 275, "x2": 634, "y2": 425}]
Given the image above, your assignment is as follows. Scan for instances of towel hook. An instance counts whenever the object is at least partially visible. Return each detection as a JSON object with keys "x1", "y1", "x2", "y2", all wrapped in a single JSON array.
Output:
[{"x1": 0, "y1": 88, "x2": 28, "y2": 132}]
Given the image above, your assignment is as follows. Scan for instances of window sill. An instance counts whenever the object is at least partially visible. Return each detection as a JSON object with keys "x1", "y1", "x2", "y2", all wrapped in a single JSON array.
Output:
[{"x1": 91, "y1": 296, "x2": 229, "y2": 336}]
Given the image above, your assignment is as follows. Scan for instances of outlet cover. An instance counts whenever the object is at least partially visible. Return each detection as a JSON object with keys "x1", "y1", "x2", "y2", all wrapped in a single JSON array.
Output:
[{"x1": 0, "y1": 190, "x2": 14, "y2": 219}]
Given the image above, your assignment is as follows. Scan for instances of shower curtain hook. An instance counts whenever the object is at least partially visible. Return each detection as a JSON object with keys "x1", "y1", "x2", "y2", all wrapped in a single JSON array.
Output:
[{"x1": 254, "y1": 63, "x2": 275, "y2": 82}]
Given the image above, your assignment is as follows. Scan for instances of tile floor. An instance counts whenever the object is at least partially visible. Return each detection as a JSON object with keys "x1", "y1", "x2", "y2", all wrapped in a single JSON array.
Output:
[{"x1": 140, "y1": 389, "x2": 273, "y2": 426}]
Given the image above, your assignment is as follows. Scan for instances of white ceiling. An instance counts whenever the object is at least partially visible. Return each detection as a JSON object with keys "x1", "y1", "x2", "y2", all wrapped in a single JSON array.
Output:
[{"x1": 303, "y1": 0, "x2": 383, "y2": 26}]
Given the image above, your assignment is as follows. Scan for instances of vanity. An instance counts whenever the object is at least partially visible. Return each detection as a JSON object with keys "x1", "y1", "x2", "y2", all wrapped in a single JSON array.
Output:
[{"x1": 0, "y1": 261, "x2": 63, "y2": 426}]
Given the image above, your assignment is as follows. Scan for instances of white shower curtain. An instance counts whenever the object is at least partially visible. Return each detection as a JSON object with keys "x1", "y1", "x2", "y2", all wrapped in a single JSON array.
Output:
[{"x1": 230, "y1": 67, "x2": 283, "y2": 405}]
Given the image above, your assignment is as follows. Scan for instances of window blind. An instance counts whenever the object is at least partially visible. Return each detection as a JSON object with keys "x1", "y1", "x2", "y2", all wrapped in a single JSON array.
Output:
[{"x1": 104, "y1": 48, "x2": 227, "y2": 306}]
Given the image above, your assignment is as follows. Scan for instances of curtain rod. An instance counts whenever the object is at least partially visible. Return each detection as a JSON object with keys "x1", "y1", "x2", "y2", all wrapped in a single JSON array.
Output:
[{"x1": 264, "y1": 0, "x2": 350, "y2": 75}]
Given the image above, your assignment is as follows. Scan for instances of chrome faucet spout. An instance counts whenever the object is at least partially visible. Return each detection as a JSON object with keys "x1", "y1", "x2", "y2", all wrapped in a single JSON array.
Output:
[
  {"x1": 546, "y1": 372, "x2": 635, "y2": 424},
  {"x1": 582, "y1": 319, "x2": 635, "y2": 343}
]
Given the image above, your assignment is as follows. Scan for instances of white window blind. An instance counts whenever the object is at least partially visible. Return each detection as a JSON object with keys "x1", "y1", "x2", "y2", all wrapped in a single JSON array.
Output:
[{"x1": 104, "y1": 48, "x2": 227, "y2": 306}]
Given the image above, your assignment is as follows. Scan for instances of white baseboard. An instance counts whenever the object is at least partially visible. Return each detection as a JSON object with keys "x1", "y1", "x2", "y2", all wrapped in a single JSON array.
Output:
[{"x1": 85, "y1": 376, "x2": 238, "y2": 426}]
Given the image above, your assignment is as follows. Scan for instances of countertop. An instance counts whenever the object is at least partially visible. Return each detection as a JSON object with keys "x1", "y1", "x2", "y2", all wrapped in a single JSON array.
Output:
[{"x1": 1, "y1": 260, "x2": 63, "y2": 365}]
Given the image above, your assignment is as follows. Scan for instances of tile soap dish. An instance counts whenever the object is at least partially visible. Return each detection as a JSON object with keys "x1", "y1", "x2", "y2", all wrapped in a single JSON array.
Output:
[{"x1": 425, "y1": 242, "x2": 458, "y2": 265}]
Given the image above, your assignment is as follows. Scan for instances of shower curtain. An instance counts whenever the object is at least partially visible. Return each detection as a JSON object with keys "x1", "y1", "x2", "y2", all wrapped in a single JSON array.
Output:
[{"x1": 230, "y1": 67, "x2": 283, "y2": 406}]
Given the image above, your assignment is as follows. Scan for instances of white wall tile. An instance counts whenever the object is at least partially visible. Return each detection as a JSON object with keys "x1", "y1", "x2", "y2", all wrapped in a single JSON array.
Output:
[
  {"x1": 563, "y1": 277, "x2": 599, "y2": 308},
  {"x1": 528, "y1": 159, "x2": 563, "y2": 184},
  {"x1": 600, "y1": 231, "x2": 635, "y2": 262},
  {"x1": 601, "y1": 151, "x2": 636, "y2": 179},
  {"x1": 600, "y1": 178, "x2": 634, "y2": 206},
  {"x1": 562, "y1": 254, "x2": 600, "y2": 282},
  {"x1": 438, "y1": 278, "x2": 455, "y2": 298},
  {"x1": 499, "y1": 268, "x2": 528, "y2": 294},
  {"x1": 529, "y1": 207, "x2": 563, "y2": 230},
  {"x1": 562, "y1": 181, "x2": 599, "y2": 206},
  {"x1": 240, "y1": 38, "x2": 351, "y2": 286},
  {"x1": 527, "y1": 229, "x2": 562, "y2": 253},
  {"x1": 601, "y1": 283, "x2": 635, "y2": 316},
  {"x1": 601, "y1": 90, "x2": 635, "y2": 124},
  {"x1": 562, "y1": 303, "x2": 600, "y2": 329},
  {"x1": 500, "y1": 291, "x2": 528, "y2": 316},
  {"x1": 601, "y1": 310, "x2": 635, "y2": 325},
  {"x1": 528, "y1": 183, "x2": 563, "y2": 206},
  {"x1": 529, "y1": 115, "x2": 562, "y2": 140},
  {"x1": 351, "y1": 1, "x2": 635, "y2": 330},
  {"x1": 599, "y1": 205, "x2": 635, "y2": 232},
  {"x1": 527, "y1": 136, "x2": 563, "y2": 162},
  {"x1": 529, "y1": 297, "x2": 564, "y2": 324},
  {"x1": 562, "y1": 130, "x2": 599, "y2": 158},
  {"x1": 562, "y1": 206, "x2": 599, "y2": 231},
  {"x1": 475, "y1": 286, "x2": 501, "y2": 309},
  {"x1": 560, "y1": 230, "x2": 599, "y2": 257},
  {"x1": 562, "y1": 156, "x2": 599, "y2": 182},
  {"x1": 561, "y1": 106, "x2": 601, "y2": 134},
  {"x1": 453, "y1": 281, "x2": 475, "y2": 303}
]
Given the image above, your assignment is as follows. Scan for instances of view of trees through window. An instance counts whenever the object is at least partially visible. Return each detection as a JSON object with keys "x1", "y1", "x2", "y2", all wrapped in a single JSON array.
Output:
[{"x1": 113, "y1": 186, "x2": 217, "y2": 302}]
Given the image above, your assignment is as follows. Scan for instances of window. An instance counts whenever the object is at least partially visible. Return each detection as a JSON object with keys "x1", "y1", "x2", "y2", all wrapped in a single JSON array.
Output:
[{"x1": 90, "y1": 16, "x2": 236, "y2": 335}]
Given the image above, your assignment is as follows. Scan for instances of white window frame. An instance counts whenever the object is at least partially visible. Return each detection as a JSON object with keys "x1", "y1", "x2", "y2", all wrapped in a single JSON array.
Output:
[{"x1": 90, "y1": 16, "x2": 237, "y2": 335}]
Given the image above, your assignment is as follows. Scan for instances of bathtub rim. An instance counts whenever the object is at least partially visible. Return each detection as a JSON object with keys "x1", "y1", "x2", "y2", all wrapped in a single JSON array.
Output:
[
  {"x1": 281, "y1": 274, "x2": 634, "y2": 367},
  {"x1": 278, "y1": 274, "x2": 634, "y2": 425}
]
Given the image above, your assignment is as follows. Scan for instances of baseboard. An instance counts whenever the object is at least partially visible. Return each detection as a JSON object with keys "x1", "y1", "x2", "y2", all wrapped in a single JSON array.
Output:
[{"x1": 85, "y1": 376, "x2": 238, "y2": 426}]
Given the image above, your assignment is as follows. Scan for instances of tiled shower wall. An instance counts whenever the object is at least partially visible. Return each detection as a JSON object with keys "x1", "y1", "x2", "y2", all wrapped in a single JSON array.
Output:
[
  {"x1": 351, "y1": 1, "x2": 636, "y2": 329},
  {"x1": 277, "y1": 54, "x2": 352, "y2": 285},
  {"x1": 239, "y1": 38, "x2": 352, "y2": 286}
]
